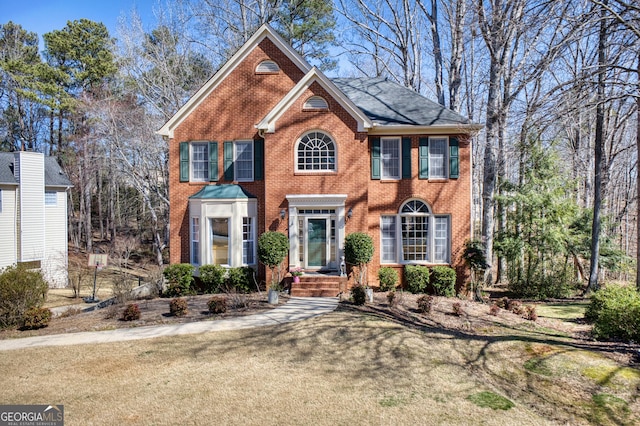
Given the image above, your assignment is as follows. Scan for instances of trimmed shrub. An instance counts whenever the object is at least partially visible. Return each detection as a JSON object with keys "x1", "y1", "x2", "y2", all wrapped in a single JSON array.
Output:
[
  {"x1": 0, "y1": 264, "x2": 49, "y2": 329},
  {"x1": 417, "y1": 295, "x2": 434, "y2": 314},
  {"x1": 497, "y1": 297, "x2": 510, "y2": 309},
  {"x1": 199, "y1": 264, "x2": 226, "y2": 293},
  {"x1": 378, "y1": 267, "x2": 399, "y2": 292},
  {"x1": 387, "y1": 291, "x2": 398, "y2": 307},
  {"x1": 508, "y1": 300, "x2": 524, "y2": 315},
  {"x1": 430, "y1": 265, "x2": 456, "y2": 297},
  {"x1": 525, "y1": 305, "x2": 537, "y2": 321},
  {"x1": 163, "y1": 264, "x2": 195, "y2": 297},
  {"x1": 586, "y1": 285, "x2": 640, "y2": 342},
  {"x1": 452, "y1": 302, "x2": 464, "y2": 316},
  {"x1": 208, "y1": 296, "x2": 227, "y2": 314},
  {"x1": 351, "y1": 285, "x2": 366, "y2": 305},
  {"x1": 22, "y1": 307, "x2": 52, "y2": 330},
  {"x1": 404, "y1": 265, "x2": 429, "y2": 294},
  {"x1": 258, "y1": 231, "x2": 289, "y2": 289},
  {"x1": 227, "y1": 267, "x2": 254, "y2": 293},
  {"x1": 169, "y1": 298, "x2": 188, "y2": 317},
  {"x1": 121, "y1": 303, "x2": 141, "y2": 321},
  {"x1": 489, "y1": 303, "x2": 500, "y2": 316},
  {"x1": 344, "y1": 233, "x2": 374, "y2": 286}
]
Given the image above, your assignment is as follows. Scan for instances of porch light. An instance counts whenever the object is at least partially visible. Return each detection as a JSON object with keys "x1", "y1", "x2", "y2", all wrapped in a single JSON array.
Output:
[
  {"x1": 280, "y1": 209, "x2": 286, "y2": 220},
  {"x1": 347, "y1": 208, "x2": 353, "y2": 220}
]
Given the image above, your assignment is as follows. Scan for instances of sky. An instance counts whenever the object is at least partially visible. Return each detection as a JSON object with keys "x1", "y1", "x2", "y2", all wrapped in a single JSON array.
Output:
[{"x1": 1, "y1": 0, "x2": 157, "y2": 42}]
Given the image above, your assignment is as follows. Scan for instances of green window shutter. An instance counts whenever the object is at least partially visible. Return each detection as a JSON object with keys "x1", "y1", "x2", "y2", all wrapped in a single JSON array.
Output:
[
  {"x1": 179, "y1": 142, "x2": 189, "y2": 182},
  {"x1": 419, "y1": 138, "x2": 429, "y2": 179},
  {"x1": 224, "y1": 141, "x2": 234, "y2": 181},
  {"x1": 402, "y1": 137, "x2": 412, "y2": 179},
  {"x1": 209, "y1": 141, "x2": 218, "y2": 181},
  {"x1": 254, "y1": 138, "x2": 264, "y2": 181},
  {"x1": 449, "y1": 137, "x2": 459, "y2": 179},
  {"x1": 371, "y1": 137, "x2": 381, "y2": 180}
]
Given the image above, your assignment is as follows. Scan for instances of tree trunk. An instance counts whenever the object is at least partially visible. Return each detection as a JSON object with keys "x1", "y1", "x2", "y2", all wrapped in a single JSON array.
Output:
[
  {"x1": 636, "y1": 53, "x2": 640, "y2": 291},
  {"x1": 587, "y1": 0, "x2": 608, "y2": 294}
]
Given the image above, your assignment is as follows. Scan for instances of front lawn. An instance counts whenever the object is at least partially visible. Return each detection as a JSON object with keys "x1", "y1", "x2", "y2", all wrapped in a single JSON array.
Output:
[{"x1": 0, "y1": 294, "x2": 638, "y2": 425}]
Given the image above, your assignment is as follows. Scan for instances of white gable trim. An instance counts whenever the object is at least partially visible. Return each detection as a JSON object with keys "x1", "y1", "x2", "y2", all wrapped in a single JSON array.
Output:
[
  {"x1": 256, "y1": 68, "x2": 373, "y2": 133},
  {"x1": 157, "y1": 25, "x2": 311, "y2": 138}
]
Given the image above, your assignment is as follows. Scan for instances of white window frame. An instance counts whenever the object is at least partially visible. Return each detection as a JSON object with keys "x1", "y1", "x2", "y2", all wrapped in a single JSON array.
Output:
[
  {"x1": 234, "y1": 140, "x2": 254, "y2": 182},
  {"x1": 45, "y1": 190, "x2": 57, "y2": 206},
  {"x1": 242, "y1": 217, "x2": 256, "y2": 265},
  {"x1": 0, "y1": 188, "x2": 3, "y2": 213},
  {"x1": 296, "y1": 130, "x2": 337, "y2": 172},
  {"x1": 191, "y1": 217, "x2": 200, "y2": 265},
  {"x1": 191, "y1": 142, "x2": 209, "y2": 182},
  {"x1": 429, "y1": 137, "x2": 448, "y2": 179},
  {"x1": 380, "y1": 200, "x2": 450, "y2": 264},
  {"x1": 381, "y1": 137, "x2": 401, "y2": 180}
]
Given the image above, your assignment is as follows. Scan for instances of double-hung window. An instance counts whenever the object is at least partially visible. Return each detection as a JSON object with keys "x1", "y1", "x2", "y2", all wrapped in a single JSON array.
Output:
[
  {"x1": 242, "y1": 217, "x2": 255, "y2": 265},
  {"x1": 191, "y1": 217, "x2": 200, "y2": 265},
  {"x1": 381, "y1": 137, "x2": 400, "y2": 179},
  {"x1": 235, "y1": 141, "x2": 253, "y2": 181},
  {"x1": 380, "y1": 199, "x2": 450, "y2": 264},
  {"x1": 191, "y1": 143, "x2": 209, "y2": 182},
  {"x1": 45, "y1": 191, "x2": 57, "y2": 206},
  {"x1": 429, "y1": 137, "x2": 447, "y2": 179}
]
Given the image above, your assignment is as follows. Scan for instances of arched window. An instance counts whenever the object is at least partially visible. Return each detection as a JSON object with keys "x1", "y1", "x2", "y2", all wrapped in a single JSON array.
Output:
[
  {"x1": 380, "y1": 199, "x2": 450, "y2": 264},
  {"x1": 296, "y1": 131, "x2": 336, "y2": 171},
  {"x1": 255, "y1": 60, "x2": 280, "y2": 73},
  {"x1": 303, "y1": 96, "x2": 328, "y2": 110}
]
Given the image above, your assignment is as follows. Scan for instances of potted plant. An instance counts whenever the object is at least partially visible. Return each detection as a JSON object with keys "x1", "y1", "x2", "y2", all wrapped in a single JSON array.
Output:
[
  {"x1": 290, "y1": 267, "x2": 304, "y2": 283},
  {"x1": 258, "y1": 231, "x2": 289, "y2": 304},
  {"x1": 344, "y1": 232, "x2": 375, "y2": 303}
]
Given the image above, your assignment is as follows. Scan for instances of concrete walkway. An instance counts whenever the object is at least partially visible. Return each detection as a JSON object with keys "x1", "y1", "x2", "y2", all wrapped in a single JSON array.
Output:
[{"x1": 0, "y1": 297, "x2": 338, "y2": 352}]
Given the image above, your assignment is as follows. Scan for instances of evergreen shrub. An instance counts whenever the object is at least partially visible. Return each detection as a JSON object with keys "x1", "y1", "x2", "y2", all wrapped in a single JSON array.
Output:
[
  {"x1": 404, "y1": 265, "x2": 429, "y2": 294},
  {"x1": 430, "y1": 265, "x2": 456, "y2": 297}
]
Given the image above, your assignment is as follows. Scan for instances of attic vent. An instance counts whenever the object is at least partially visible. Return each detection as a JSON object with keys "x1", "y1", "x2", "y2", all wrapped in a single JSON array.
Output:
[
  {"x1": 303, "y1": 96, "x2": 328, "y2": 110},
  {"x1": 256, "y1": 60, "x2": 280, "y2": 73}
]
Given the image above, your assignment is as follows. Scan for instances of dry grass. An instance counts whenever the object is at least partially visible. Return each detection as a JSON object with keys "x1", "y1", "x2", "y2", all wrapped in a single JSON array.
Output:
[{"x1": 1, "y1": 294, "x2": 638, "y2": 425}]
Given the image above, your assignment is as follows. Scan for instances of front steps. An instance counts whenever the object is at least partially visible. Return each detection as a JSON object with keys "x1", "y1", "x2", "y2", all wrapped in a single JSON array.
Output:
[{"x1": 290, "y1": 274, "x2": 347, "y2": 297}]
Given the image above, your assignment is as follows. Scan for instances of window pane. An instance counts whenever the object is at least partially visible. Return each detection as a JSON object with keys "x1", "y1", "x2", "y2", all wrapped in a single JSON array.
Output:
[
  {"x1": 235, "y1": 142, "x2": 253, "y2": 181},
  {"x1": 45, "y1": 191, "x2": 57, "y2": 206},
  {"x1": 242, "y1": 217, "x2": 255, "y2": 264},
  {"x1": 381, "y1": 216, "x2": 397, "y2": 263},
  {"x1": 434, "y1": 217, "x2": 449, "y2": 262},
  {"x1": 297, "y1": 131, "x2": 336, "y2": 171},
  {"x1": 192, "y1": 143, "x2": 209, "y2": 181},
  {"x1": 429, "y1": 138, "x2": 447, "y2": 178},
  {"x1": 211, "y1": 218, "x2": 229, "y2": 265},
  {"x1": 401, "y1": 216, "x2": 428, "y2": 261},
  {"x1": 381, "y1": 138, "x2": 400, "y2": 179},
  {"x1": 191, "y1": 217, "x2": 200, "y2": 264}
]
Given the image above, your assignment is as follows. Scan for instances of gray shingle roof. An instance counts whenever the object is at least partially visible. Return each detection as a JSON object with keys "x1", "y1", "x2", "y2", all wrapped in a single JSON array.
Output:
[
  {"x1": 44, "y1": 156, "x2": 73, "y2": 188},
  {"x1": 0, "y1": 153, "x2": 18, "y2": 185},
  {"x1": 332, "y1": 77, "x2": 472, "y2": 127},
  {"x1": 0, "y1": 152, "x2": 72, "y2": 187}
]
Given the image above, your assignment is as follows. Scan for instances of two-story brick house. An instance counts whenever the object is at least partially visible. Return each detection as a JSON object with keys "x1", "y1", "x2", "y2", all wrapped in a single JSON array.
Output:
[{"x1": 159, "y1": 25, "x2": 481, "y2": 295}]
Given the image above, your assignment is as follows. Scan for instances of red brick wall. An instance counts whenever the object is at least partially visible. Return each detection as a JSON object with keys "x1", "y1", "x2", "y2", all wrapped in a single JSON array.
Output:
[{"x1": 167, "y1": 35, "x2": 472, "y2": 289}]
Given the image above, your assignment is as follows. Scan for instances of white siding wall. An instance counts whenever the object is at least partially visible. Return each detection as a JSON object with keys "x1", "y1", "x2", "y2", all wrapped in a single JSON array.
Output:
[
  {"x1": 15, "y1": 152, "x2": 45, "y2": 263},
  {"x1": 0, "y1": 186, "x2": 17, "y2": 270},
  {"x1": 44, "y1": 189, "x2": 68, "y2": 288}
]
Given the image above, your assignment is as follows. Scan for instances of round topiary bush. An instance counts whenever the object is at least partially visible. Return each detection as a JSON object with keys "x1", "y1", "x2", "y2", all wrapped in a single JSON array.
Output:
[
  {"x1": 208, "y1": 296, "x2": 227, "y2": 314},
  {"x1": 344, "y1": 232, "x2": 374, "y2": 286},
  {"x1": 404, "y1": 265, "x2": 429, "y2": 294},
  {"x1": 258, "y1": 231, "x2": 289, "y2": 289},
  {"x1": 430, "y1": 265, "x2": 456, "y2": 297},
  {"x1": 163, "y1": 264, "x2": 195, "y2": 297}
]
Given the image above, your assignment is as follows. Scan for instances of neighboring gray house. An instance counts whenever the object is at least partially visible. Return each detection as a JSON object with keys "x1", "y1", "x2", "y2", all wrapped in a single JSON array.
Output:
[{"x1": 0, "y1": 151, "x2": 72, "y2": 288}]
